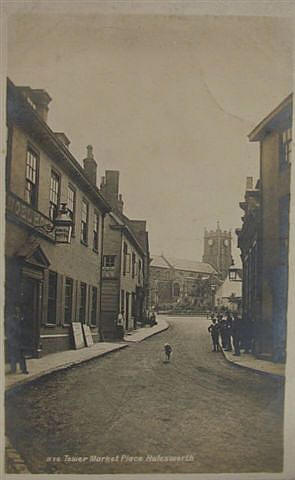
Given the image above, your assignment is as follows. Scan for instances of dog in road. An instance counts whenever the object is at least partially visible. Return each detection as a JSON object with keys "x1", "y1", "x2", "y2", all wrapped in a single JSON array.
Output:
[{"x1": 164, "y1": 343, "x2": 173, "y2": 362}]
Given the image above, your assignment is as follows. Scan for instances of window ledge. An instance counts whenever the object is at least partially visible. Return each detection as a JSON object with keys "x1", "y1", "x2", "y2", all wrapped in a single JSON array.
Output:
[
  {"x1": 80, "y1": 240, "x2": 88, "y2": 247},
  {"x1": 92, "y1": 248, "x2": 99, "y2": 254}
]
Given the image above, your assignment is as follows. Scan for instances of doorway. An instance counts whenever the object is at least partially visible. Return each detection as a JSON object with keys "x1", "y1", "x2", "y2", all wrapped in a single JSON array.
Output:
[{"x1": 21, "y1": 277, "x2": 42, "y2": 357}]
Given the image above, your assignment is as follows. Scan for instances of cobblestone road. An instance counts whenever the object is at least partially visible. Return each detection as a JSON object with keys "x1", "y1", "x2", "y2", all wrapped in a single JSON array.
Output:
[{"x1": 5, "y1": 316, "x2": 284, "y2": 474}]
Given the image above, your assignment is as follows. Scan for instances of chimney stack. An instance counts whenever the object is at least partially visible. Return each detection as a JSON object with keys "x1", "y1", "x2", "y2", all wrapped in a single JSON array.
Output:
[
  {"x1": 83, "y1": 145, "x2": 97, "y2": 186},
  {"x1": 31, "y1": 89, "x2": 52, "y2": 123},
  {"x1": 100, "y1": 170, "x2": 123, "y2": 213}
]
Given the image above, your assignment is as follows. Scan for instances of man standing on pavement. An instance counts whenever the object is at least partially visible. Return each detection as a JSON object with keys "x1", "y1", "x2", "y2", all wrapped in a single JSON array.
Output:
[
  {"x1": 232, "y1": 314, "x2": 242, "y2": 356},
  {"x1": 208, "y1": 317, "x2": 220, "y2": 352},
  {"x1": 116, "y1": 310, "x2": 125, "y2": 340},
  {"x1": 6, "y1": 304, "x2": 29, "y2": 374}
]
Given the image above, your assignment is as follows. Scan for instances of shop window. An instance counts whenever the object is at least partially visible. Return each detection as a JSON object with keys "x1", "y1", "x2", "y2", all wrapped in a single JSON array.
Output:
[
  {"x1": 49, "y1": 170, "x2": 60, "y2": 220},
  {"x1": 64, "y1": 277, "x2": 73, "y2": 324},
  {"x1": 25, "y1": 148, "x2": 38, "y2": 208},
  {"x1": 91, "y1": 286, "x2": 98, "y2": 326},
  {"x1": 47, "y1": 271, "x2": 57, "y2": 324},
  {"x1": 79, "y1": 282, "x2": 87, "y2": 323}
]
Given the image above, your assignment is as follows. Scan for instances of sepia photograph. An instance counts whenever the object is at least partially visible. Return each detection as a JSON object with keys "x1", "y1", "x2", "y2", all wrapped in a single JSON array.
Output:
[{"x1": 1, "y1": 1, "x2": 295, "y2": 478}]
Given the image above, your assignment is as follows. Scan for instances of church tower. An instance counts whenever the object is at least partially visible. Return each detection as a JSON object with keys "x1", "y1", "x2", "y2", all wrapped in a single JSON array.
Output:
[{"x1": 202, "y1": 222, "x2": 233, "y2": 279}]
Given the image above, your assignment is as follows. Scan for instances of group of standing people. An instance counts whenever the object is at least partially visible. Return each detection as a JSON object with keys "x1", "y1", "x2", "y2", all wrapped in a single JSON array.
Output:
[{"x1": 208, "y1": 311, "x2": 242, "y2": 356}]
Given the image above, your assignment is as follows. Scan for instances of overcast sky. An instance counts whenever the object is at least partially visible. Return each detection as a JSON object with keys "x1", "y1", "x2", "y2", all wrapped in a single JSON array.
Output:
[{"x1": 7, "y1": 10, "x2": 292, "y2": 263}]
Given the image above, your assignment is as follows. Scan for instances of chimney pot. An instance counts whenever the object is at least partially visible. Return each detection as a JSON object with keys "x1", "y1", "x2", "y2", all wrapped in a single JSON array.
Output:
[{"x1": 83, "y1": 145, "x2": 97, "y2": 186}]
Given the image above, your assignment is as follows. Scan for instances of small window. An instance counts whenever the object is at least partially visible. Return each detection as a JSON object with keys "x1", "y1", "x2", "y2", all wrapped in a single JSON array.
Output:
[
  {"x1": 79, "y1": 282, "x2": 87, "y2": 323},
  {"x1": 81, "y1": 199, "x2": 89, "y2": 244},
  {"x1": 67, "y1": 185, "x2": 76, "y2": 235},
  {"x1": 103, "y1": 255, "x2": 116, "y2": 268},
  {"x1": 25, "y1": 149, "x2": 38, "y2": 208},
  {"x1": 229, "y1": 270, "x2": 237, "y2": 281},
  {"x1": 47, "y1": 271, "x2": 57, "y2": 324},
  {"x1": 93, "y1": 212, "x2": 99, "y2": 251},
  {"x1": 49, "y1": 171, "x2": 60, "y2": 220},
  {"x1": 64, "y1": 277, "x2": 73, "y2": 324},
  {"x1": 91, "y1": 286, "x2": 98, "y2": 326}
]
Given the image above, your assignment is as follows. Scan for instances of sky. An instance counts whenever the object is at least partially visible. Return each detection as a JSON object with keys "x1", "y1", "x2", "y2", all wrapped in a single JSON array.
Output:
[{"x1": 7, "y1": 9, "x2": 292, "y2": 263}]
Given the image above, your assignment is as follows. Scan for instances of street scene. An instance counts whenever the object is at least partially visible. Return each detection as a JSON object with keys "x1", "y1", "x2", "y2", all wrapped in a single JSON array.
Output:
[
  {"x1": 3, "y1": 3, "x2": 293, "y2": 477},
  {"x1": 6, "y1": 317, "x2": 284, "y2": 475}
]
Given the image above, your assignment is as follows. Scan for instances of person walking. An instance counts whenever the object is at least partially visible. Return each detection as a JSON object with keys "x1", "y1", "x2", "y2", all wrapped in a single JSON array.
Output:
[
  {"x1": 150, "y1": 311, "x2": 157, "y2": 327},
  {"x1": 116, "y1": 310, "x2": 125, "y2": 340},
  {"x1": 232, "y1": 314, "x2": 242, "y2": 356},
  {"x1": 6, "y1": 304, "x2": 29, "y2": 374},
  {"x1": 208, "y1": 318, "x2": 220, "y2": 352},
  {"x1": 225, "y1": 312, "x2": 233, "y2": 351}
]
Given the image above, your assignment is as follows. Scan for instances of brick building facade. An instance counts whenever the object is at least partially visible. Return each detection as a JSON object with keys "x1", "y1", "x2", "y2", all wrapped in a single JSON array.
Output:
[{"x1": 5, "y1": 79, "x2": 110, "y2": 357}]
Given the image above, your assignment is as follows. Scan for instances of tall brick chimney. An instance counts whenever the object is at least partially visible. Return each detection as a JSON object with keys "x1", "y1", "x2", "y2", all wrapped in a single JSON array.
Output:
[
  {"x1": 83, "y1": 145, "x2": 97, "y2": 186},
  {"x1": 100, "y1": 170, "x2": 123, "y2": 213}
]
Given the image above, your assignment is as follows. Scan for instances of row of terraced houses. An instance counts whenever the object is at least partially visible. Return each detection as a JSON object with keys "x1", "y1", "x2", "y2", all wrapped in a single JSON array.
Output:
[{"x1": 5, "y1": 78, "x2": 150, "y2": 358}]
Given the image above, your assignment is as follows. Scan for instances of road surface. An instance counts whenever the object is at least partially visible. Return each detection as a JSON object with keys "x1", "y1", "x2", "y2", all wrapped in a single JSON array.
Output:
[{"x1": 5, "y1": 316, "x2": 284, "y2": 474}]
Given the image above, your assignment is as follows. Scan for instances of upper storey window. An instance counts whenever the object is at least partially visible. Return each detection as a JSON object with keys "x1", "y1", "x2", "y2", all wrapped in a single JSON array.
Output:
[
  {"x1": 49, "y1": 170, "x2": 60, "y2": 220},
  {"x1": 25, "y1": 149, "x2": 38, "y2": 208}
]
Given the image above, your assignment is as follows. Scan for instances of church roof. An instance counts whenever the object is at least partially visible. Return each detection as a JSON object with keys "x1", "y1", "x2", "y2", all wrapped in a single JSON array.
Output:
[
  {"x1": 164, "y1": 256, "x2": 217, "y2": 274},
  {"x1": 150, "y1": 254, "x2": 217, "y2": 274}
]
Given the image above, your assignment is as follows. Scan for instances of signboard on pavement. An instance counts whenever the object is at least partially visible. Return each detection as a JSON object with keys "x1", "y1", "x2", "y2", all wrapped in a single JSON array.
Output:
[
  {"x1": 72, "y1": 322, "x2": 85, "y2": 349},
  {"x1": 82, "y1": 324, "x2": 94, "y2": 347}
]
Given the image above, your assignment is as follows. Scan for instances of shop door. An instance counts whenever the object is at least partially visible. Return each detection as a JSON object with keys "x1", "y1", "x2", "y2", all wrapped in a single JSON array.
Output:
[{"x1": 21, "y1": 278, "x2": 41, "y2": 357}]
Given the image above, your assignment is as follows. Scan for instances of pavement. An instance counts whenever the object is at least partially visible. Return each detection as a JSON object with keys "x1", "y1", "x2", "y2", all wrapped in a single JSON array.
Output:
[
  {"x1": 220, "y1": 347, "x2": 285, "y2": 378},
  {"x1": 5, "y1": 317, "x2": 169, "y2": 392}
]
